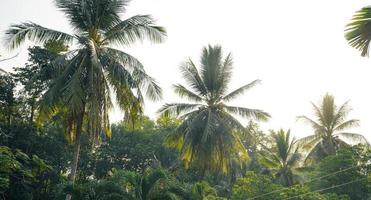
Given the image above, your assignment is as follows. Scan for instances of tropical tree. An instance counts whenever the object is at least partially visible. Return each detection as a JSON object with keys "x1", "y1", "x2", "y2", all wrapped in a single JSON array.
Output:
[
  {"x1": 297, "y1": 94, "x2": 367, "y2": 161},
  {"x1": 106, "y1": 168, "x2": 189, "y2": 200},
  {"x1": 241, "y1": 121, "x2": 269, "y2": 173},
  {"x1": 13, "y1": 40, "x2": 68, "y2": 124},
  {"x1": 345, "y1": 6, "x2": 371, "y2": 56},
  {"x1": 0, "y1": 73, "x2": 17, "y2": 125},
  {"x1": 309, "y1": 144, "x2": 371, "y2": 200},
  {"x1": 259, "y1": 129, "x2": 301, "y2": 186},
  {"x1": 158, "y1": 45, "x2": 270, "y2": 175},
  {"x1": 4, "y1": 0, "x2": 166, "y2": 199}
]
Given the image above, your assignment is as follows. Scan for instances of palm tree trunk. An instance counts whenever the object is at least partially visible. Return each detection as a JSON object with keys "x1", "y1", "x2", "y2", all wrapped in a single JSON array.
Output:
[
  {"x1": 65, "y1": 112, "x2": 84, "y2": 200},
  {"x1": 328, "y1": 139, "x2": 336, "y2": 155},
  {"x1": 322, "y1": 136, "x2": 336, "y2": 156}
]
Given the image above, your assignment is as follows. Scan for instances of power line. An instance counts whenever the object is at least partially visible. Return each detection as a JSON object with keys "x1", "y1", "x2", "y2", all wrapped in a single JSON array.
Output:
[
  {"x1": 284, "y1": 177, "x2": 368, "y2": 200},
  {"x1": 249, "y1": 163, "x2": 369, "y2": 200}
]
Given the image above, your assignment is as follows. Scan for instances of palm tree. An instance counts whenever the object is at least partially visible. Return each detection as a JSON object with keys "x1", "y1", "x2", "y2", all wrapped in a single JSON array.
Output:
[
  {"x1": 4, "y1": 0, "x2": 166, "y2": 197},
  {"x1": 110, "y1": 169, "x2": 188, "y2": 200},
  {"x1": 259, "y1": 129, "x2": 301, "y2": 186},
  {"x1": 345, "y1": 6, "x2": 371, "y2": 56},
  {"x1": 158, "y1": 45, "x2": 270, "y2": 175},
  {"x1": 297, "y1": 94, "x2": 367, "y2": 161}
]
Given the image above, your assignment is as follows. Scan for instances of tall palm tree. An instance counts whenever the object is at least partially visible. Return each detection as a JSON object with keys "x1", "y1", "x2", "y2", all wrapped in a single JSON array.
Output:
[
  {"x1": 259, "y1": 129, "x2": 301, "y2": 186},
  {"x1": 297, "y1": 94, "x2": 367, "y2": 161},
  {"x1": 4, "y1": 0, "x2": 166, "y2": 197},
  {"x1": 345, "y1": 6, "x2": 371, "y2": 56},
  {"x1": 158, "y1": 45, "x2": 270, "y2": 175}
]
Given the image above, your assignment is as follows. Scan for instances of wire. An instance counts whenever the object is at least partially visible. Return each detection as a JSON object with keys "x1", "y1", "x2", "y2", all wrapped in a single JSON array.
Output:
[
  {"x1": 0, "y1": 52, "x2": 20, "y2": 63},
  {"x1": 248, "y1": 163, "x2": 369, "y2": 200},
  {"x1": 284, "y1": 177, "x2": 368, "y2": 200}
]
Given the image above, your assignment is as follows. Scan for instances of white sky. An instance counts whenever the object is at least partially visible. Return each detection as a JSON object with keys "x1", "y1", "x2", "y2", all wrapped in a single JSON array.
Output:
[{"x1": 1, "y1": 0, "x2": 371, "y2": 141}]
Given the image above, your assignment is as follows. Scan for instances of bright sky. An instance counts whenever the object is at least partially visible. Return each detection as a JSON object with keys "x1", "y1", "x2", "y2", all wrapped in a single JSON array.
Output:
[{"x1": 1, "y1": 0, "x2": 371, "y2": 141}]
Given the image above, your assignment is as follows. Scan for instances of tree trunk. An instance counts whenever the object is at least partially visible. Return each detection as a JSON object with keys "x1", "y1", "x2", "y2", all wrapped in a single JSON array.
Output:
[
  {"x1": 65, "y1": 112, "x2": 84, "y2": 200},
  {"x1": 324, "y1": 137, "x2": 336, "y2": 156},
  {"x1": 29, "y1": 100, "x2": 35, "y2": 124}
]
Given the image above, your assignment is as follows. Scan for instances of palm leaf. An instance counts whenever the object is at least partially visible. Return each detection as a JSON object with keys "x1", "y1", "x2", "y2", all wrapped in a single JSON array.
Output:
[
  {"x1": 157, "y1": 103, "x2": 203, "y2": 117},
  {"x1": 102, "y1": 47, "x2": 162, "y2": 101},
  {"x1": 297, "y1": 116, "x2": 324, "y2": 134},
  {"x1": 335, "y1": 132, "x2": 369, "y2": 144},
  {"x1": 216, "y1": 52, "x2": 233, "y2": 95},
  {"x1": 345, "y1": 6, "x2": 371, "y2": 57},
  {"x1": 55, "y1": 0, "x2": 126, "y2": 32},
  {"x1": 217, "y1": 110, "x2": 246, "y2": 132},
  {"x1": 333, "y1": 119, "x2": 360, "y2": 131},
  {"x1": 103, "y1": 15, "x2": 166, "y2": 45},
  {"x1": 179, "y1": 59, "x2": 208, "y2": 96},
  {"x1": 173, "y1": 84, "x2": 203, "y2": 102},
  {"x1": 286, "y1": 151, "x2": 301, "y2": 168},
  {"x1": 297, "y1": 135, "x2": 320, "y2": 150},
  {"x1": 201, "y1": 110, "x2": 217, "y2": 143},
  {"x1": 310, "y1": 102, "x2": 327, "y2": 127},
  {"x1": 200, "y1": 45, "x2": 223, "y2": 96},
  {"x1": 222, "y1": 79, "x2": 261, "y2": 102},
  {"x1": 224, "y1": 105, "x2": 270, "y2": 121},
  {"x1": 4, "y1": 22, "x2": 74, "y2": 50},
  {"x1": 332, "y1": 101, "x2": 351, "y2": 127}
]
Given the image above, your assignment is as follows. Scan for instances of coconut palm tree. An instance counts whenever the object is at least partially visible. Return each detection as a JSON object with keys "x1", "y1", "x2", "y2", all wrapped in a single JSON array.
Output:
[
  {"x1": 4, "y1": 0, "x2": 166, "y2": 198},
  {"x1": 297, "y1": 94, "x2": 367, "y2": 161},
  {"x1": 259, "y1": 129, "x2": 301, "y2": 186},
  {"x1": 345, "y1": 6, "x2": 371, "y2": 56},
  {"x1": 158, "y1": 45, "x2": 270, "y2": 175},
  {"x1": 109, "y1": 169, "x2": 188, "y2": 200}
]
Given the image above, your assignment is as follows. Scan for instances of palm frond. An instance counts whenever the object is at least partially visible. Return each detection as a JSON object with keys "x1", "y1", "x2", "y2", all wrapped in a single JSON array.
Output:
[
  {"x1": 55, "y1": 0, "x2": 127, "y2": 32},
  {"x1": 61, "y1": 55, "x2": 87, "y2": 112},
  {"x1": 286, "y1": 151, "x2": 301, "y2": 167},
  {"x1": 101, "y1": 47, "x2": 162, "y2": 101},
  {"x1": 224, "y1": 105, "x2": 270, "y2": 121},
  {"x1": 200, "y1": 45, "x2": 223, "y2": 96},
  {"x1": 260, "y1": 143, "x2": 283, "y2": 167},
  {"x1": 296, "y1": 135, "x2": 320, "y2": 150},
  {"x1": 104, "y1": 15, "x2": 166, "y2": 45},
  {"x1": 345, "y1": 6, "x2": 371, "y2": 57},
  {"x1": 157, "y1": 103, "x2": 203, "y2": 117},
  {"x1": 258, "y1": 153, "x2": 281, "y2": 170},
  {"x1": 4, "y1": 22, "x2": 74, "y2": 50},
  {"x1": 179, "y1": 59, "x2": 208, "y2": 96},
  {"x1": 320, "y1": 94, "x2": 336, "y2": 128},
  {"x1": 310, "y1": 102, "x2": 326, "y2": 127},
  {"x1": 222, "y1": 79, "x2": 261, "y2": 102},
  {"x1": 297, "y1": 115, "x2": 324, "y2": 134},
  {"x1": 216, "y1": 52, "x2": 233, "y2": 95},
  {"x1": 333, "y1": 119, "x2": 360, "y2": 131},
  {"x1": 332, "y1": 101, "x2": 351, "y2": 127},
  {"x1": 217, "y1": 110, "x2": 246, "y2": 132},
  {"x1": 335, "y1": 132, "x2": 369, "y2": 144},
  {"x1": 173, "y1": 84, "x2": 203, "y2": 102},
  {"x1": 201, "y1": 110, "x2": 217, "y2": 143}
]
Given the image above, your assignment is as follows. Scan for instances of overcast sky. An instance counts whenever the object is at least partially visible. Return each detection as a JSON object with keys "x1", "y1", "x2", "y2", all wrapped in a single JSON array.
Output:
[{"x1": 1, "y1": 0, "x2": 371, "y2": 141}]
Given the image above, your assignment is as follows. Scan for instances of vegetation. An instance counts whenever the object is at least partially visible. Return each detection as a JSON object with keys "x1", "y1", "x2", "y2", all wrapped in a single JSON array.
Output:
[
  {"x1": 0, "y1": 0, "x2": 370, "y2": 199},
  {"x1": 158, "y1": 45, "x2": 270, "y2": 175},
  {"x1": 259, "y1": 129, "x2": 301, "y2": 186},
  {"x1": 297, "y1": 94, "x2": 367, "y2": 161},
  {"x1": 4, "y1": 0, "x2": 166, "y2": 199},
  {"x1": 345, "y1": 6, "x2": 371, "y2": 56}
]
